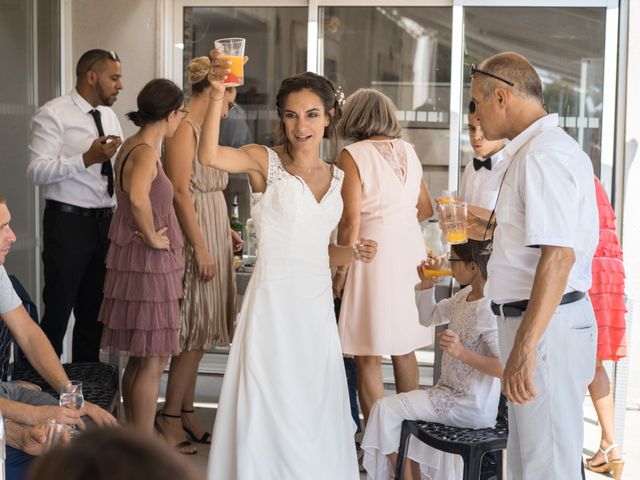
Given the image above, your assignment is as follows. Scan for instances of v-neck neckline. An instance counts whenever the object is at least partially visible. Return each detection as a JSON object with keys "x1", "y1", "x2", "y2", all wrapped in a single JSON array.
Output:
[{"x1": 280, "y1": 160, "x2": 336, "y2": 206}]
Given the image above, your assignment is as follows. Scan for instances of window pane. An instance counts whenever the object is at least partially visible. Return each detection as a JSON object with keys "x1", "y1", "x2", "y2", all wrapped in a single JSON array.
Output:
[
  {"x1": 183, "y1": 7, "x2": 308, "y2": 222},
  {"x1": 184, "y1": 7, "x2": 308, "y2": 147},
  {"x1": 463, "y1": 7, "x2": 607, "y2": 187},
  {"x1": 0, "y1": 0, "x2": 59, "y2": 298},
  {"x1": 319, "y1": 6, "x2": 452, "y2": 196}
]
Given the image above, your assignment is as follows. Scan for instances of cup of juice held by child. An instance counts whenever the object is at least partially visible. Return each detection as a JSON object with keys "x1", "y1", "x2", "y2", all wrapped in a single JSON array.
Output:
[
  {"x1": 421, "y1": 267, "x2": 453, "y2": 278},
  {"x1": 438, "y1": 201, "x2": 468, "y2": 245},
  {"x1": 214, "y1": 38, "x2": 245, "y2": 87}
]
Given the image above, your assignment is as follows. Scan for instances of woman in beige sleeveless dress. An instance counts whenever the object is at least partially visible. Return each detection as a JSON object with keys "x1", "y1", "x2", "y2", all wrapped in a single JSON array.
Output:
[
  {"x1": 334, "y1": 89, "x2": 434, "y2": 427},
  {"x1": 157, "y1": 57, "x2": 242, "y2": 454}
]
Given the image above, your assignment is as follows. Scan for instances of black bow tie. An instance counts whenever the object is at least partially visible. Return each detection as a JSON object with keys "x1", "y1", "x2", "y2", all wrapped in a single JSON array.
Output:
[{"x1": 473, "y1": 157, "x2": 492, "y2": 171}]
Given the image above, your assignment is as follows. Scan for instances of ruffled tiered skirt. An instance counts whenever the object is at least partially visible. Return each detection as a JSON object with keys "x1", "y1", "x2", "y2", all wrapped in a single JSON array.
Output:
[
  {"x1": 590, "y1": 178, "x2": 627, "y2": 362},
  {"x1": 591, "y1": 250, "x2": 627, "y2": 361},
  {"x1": 99, "y1": 212, "x2": 184, "y2": 358}
]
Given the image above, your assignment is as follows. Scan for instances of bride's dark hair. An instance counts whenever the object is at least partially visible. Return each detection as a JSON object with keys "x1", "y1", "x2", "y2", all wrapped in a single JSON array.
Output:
[{"x1": 275, "y1": 72, "x2": 342, "y2": 161}]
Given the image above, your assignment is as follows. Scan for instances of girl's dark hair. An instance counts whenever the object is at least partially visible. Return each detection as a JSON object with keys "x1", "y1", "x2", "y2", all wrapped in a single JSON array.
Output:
[
  {"x1": 451, "y1": 239, "x2": 490, "y2": 280},
  {"x1": 275, "y1": 72, "x2": 342, "y2": 160},
  {"x1": 126, "y1": 79, "x2": 184, "y2": 127}
]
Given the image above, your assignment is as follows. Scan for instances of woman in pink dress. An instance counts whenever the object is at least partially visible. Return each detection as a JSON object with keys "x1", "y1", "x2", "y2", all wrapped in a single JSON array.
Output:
[
  {"x1": 99, "y1": 79, "x2": 185, "y2": 434},
  {"x1": 334, "y1": 88, "x2": 433, "y2": 425}
]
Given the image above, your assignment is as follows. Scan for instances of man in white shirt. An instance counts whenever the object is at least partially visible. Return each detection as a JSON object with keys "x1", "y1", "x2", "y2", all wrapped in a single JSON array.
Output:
[
  {"x1": 0, "y1": 194, "x2": 116, "y2": 478},
  {"x1": 27, "y1": 49, "x2": 123, "y2": 361},
  {"x1": 459, "y1": 112, "x2": 506, "y2": 211},
  {"x1": 470, "y1": 52, "x2": 598, "y2": 479}
]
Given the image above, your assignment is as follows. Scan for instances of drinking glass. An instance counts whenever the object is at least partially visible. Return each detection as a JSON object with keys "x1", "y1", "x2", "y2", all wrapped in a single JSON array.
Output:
[
  {"x1": 44, "y1": 419, "x2": 67, "y2": 451},
  {"x1": 214, "y1": 37, "x2": 245, "y2": 87},
  {"x1": 440, "y1": 202, "x2": 468, "y2": 244},
  {"x1": 59, "y1": 380, "x2": 84, "y2": 436}
]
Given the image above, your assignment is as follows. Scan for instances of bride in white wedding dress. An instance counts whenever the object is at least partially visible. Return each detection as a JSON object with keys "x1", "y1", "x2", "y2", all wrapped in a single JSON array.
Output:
[{"x1": 198, "y1": 52, "x2": 377, "y2": 480}]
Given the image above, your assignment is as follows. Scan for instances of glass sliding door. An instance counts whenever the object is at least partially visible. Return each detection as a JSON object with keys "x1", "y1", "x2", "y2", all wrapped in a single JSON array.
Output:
[
  {"x1": 317, "y1": 6, "x2": 453, "y2": 196},
  {"x1": 183, "y1": 6, "x2": 308, "y2": 147},
  {"x1": 462, "y1": 7, "x2": 608, "y2": 188},
  {"x1": 0, "y1": 0, "x2": 60, "y2": 301},
  {"x1": 182, "y1": 6, "x2": 308, "y2": 221}
]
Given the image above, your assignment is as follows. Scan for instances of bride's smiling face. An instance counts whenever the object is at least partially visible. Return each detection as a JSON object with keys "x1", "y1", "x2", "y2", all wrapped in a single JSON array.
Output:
[{"x1": 281, "y1": 89, "x2": 330, "y2": 154}]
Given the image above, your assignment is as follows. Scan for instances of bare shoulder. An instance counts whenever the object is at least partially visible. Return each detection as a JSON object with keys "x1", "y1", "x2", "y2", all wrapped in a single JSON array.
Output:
[
  {"x1": 118, "y1": 142, "x2": 157, "y2": 174},
  {"x1": 240, "y1": 143, "x2": 270, "y2": 175},
  {"x1": 338, "y1": 148, "x2": 356, "y2": 169}
]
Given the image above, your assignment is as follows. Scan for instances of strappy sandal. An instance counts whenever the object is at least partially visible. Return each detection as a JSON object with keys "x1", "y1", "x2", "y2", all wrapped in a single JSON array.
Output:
[
  {"x1": 154, "y1": 411, "x2": 197, "y2": 455},
  {"x1": 585, "y1": 444, "x2": 624, "y2": 480},
  {"x1": 181, "y1": 409, "x2": 212, "y2": 444}
]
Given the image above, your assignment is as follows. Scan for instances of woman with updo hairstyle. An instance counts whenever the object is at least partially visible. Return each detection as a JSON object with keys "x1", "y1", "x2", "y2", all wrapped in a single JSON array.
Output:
[
  {"x1": 334, "y1": 88, "x2": 434, "y2": 429},
  {"x1": 197, "y1": 52, "x2": 379, "y2": 479},
  {"x1": 98, "y1": 78, "x2": 185, "y2": 435},
  {"x1": 156, "y1": 56, "x2": 241, "y2": 455}
]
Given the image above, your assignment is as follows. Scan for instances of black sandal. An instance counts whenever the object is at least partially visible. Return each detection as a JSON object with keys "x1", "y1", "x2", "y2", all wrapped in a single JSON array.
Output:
[
  {"x1": 155, "y1": 411, "x2": 197, "y2": 455},
  {"x1": 181, "y1": 409, "x2": 212, "y2": 444}
]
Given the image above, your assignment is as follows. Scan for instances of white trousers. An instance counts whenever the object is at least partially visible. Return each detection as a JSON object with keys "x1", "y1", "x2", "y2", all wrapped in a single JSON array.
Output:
[{"x1": 497, "y1": 297, "x2": 596, "y2": 480}]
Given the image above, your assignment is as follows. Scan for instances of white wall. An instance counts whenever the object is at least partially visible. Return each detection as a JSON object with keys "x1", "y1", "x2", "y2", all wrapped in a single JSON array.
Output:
[{"x1": 70, "y1": 0, "x2": 159, "y2": 137}]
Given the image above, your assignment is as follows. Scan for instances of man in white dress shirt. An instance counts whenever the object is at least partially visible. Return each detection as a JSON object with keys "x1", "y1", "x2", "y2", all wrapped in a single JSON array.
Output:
[
  {"x1": 460, "y1": 112, "x2": 506, "y2": 211},
  {"x1": 470, "y1": 52, "x2": 598, "y2": 479},
  {"x1": 27, "y1": 49, "x2": 123, "y2": 361}
]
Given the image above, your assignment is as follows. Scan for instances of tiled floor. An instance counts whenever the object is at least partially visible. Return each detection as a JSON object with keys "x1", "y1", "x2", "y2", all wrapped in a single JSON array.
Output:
[{"x1": 156, "y1": 372, "x2": 639, "y2": 479}]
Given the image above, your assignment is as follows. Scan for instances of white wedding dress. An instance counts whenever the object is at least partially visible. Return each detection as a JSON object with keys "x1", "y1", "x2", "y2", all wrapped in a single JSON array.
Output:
[{"x1": 207, "y1": 147, "x2": 359, "y2": 480}]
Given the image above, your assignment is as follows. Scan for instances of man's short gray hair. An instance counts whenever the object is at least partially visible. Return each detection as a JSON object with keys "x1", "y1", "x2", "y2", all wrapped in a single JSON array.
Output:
[{"x1": 477, "y1": 52, "x2": 544, "y2": 105}]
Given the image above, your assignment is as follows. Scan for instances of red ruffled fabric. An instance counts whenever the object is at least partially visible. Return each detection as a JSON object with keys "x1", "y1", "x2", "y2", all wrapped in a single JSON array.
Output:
[{"x1": 590, "y1": 178, "x2": 627, "y2": 361}]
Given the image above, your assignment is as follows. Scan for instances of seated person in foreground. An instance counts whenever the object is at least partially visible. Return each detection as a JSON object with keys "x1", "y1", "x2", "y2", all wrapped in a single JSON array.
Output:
[
  {"x1": 0, "y1": 194, "x2": 116, "y2": 479},
  {"x1": 362, "y1": 238, "x2": 502, "y2": 480},
  {"x1": 27, "y1": 426, "x2": 199, "y2": 480}
]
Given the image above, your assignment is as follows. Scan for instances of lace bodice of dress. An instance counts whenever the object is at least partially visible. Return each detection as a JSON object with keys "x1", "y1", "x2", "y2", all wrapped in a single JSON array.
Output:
[
  {"x1": 369, "y1": 139, "x2": 408, "y2": 184},
  {"x1": 428, "y1": 288, "x2": 499, "y2": 416},
  {"x1": 249, "y1": 147, "x2": 344, "y2": 269}
]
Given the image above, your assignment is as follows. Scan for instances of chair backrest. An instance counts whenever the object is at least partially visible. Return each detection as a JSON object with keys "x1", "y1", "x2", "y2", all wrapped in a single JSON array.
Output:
[
  {"x1": 8, "y1": 275, "x2": 39, "y2": 323},
  {"x1": 0, "y1": 321, "x2": 13, "y2": 381},
  {"x1": 496, "y1": 394, "x2": 508, "y2": 427},
  {"x1": 6, "y1": 274, "x2": 40, "y2": 374}
]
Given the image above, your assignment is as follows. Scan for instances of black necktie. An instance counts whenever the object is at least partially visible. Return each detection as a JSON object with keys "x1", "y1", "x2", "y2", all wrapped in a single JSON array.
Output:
[
  {"x1": 89, "y1": 109, "x2": 114, "y2": 197},
  {"x1": 473, "y1": 157, "x2": 492, "y2": 171}
]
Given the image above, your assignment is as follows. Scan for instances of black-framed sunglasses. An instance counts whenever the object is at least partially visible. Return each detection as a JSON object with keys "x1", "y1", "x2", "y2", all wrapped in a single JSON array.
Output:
[
  {"x1": 469, "y1": 64, "x2": 514, "y2": 87},
  {"x1": 178, "y1": 108, "x2": 189, "y2": 118},
  {"x1": 448, "y1": 256, "x2": 468, "y2": 263}
]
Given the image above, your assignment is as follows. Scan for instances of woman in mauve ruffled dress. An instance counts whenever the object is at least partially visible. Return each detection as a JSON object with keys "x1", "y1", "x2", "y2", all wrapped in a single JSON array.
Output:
[{"x1": 99, "y1": 79, "x2": 186, "y2": 434}]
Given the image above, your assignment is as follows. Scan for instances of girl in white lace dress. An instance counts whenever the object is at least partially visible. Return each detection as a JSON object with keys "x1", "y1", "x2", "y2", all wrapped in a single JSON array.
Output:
[
  {"x1": 198, "y1": 52, "x2": 378, "y2": 479},
  {"x1": 362, "y1": 239, "x2": 502, "y2": 480}
]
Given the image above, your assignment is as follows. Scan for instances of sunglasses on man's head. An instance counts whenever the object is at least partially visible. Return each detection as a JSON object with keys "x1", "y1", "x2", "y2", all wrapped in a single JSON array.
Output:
[
  {"x1": 469, "y1": 64, "x2": 514, "y2": 87},
  {"x1": 86, "y1": 51, "x2": 120, "y2": 72}
]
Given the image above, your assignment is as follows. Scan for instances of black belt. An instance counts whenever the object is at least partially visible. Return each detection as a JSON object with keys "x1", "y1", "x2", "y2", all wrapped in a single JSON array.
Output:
[
  {"x1": 491, "y1": 291, "x2": 585, "y2": 317},
  {"x1": 46, "y1": 199, "x2": 113, "y2": 219}
]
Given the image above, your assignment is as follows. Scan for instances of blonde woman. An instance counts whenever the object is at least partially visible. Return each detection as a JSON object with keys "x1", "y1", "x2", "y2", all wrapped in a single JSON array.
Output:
[
  {"x1": 334, "y1": 89, "x2": 434, "y2": 427},
  {"x1": 158, "y1": 57, "x2": 242, "y2": 454}
]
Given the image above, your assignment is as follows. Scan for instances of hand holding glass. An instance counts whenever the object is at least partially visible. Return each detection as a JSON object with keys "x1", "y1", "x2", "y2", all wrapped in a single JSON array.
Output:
[
  {"x1": 214, "y1": 38, "x2": 245, "y2": 87},
  {"x1": 59, "y1": 381, "x2": 84, "y2": 436}
]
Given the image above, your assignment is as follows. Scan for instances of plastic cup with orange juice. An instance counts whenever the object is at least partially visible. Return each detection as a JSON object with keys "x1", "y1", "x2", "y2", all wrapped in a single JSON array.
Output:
[
  {"x1": 440, "y1": 202, "x2": 468, "y2": 245},
  {"x1": 421, "y1": 267, "x2": 453, "y2": 278},
  {"x1": 214, "y1": 38, "x2": 245, "y2": 87}
]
